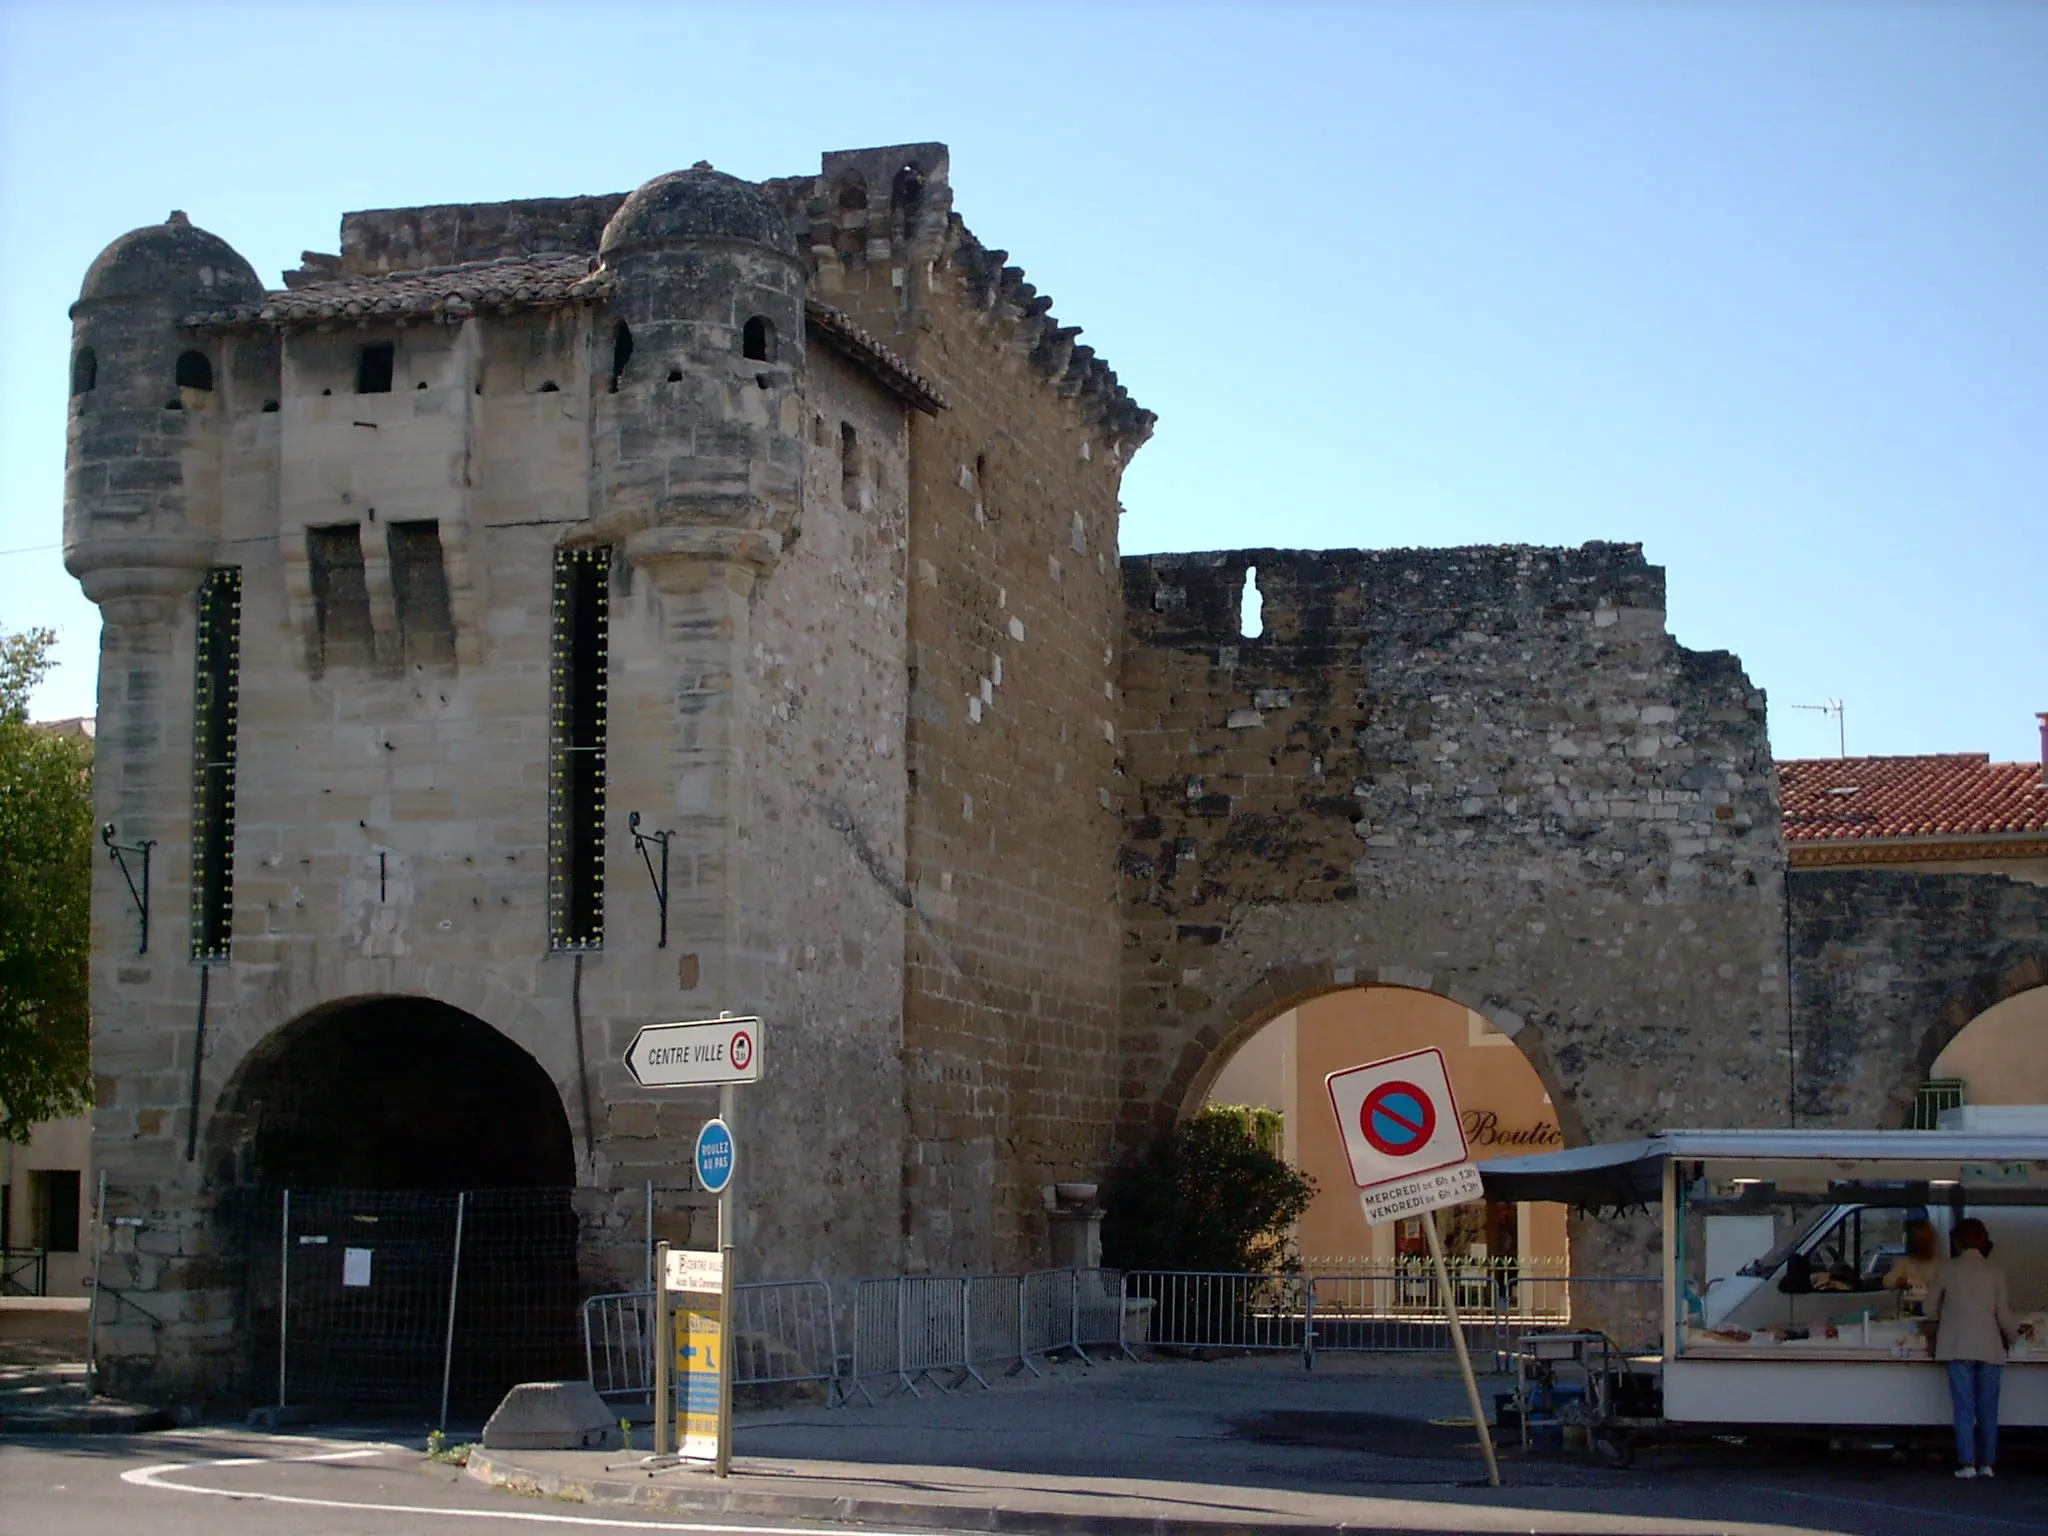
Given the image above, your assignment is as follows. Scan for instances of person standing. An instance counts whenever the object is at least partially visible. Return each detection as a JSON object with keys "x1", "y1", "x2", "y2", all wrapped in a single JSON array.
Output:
[
  {"x1": 1884, "y1": 1218, "x2": 1943, "y2": 1317},
  {"x1": 1924, "y1": 1217, "x2": 2016, "y2": 1479}
]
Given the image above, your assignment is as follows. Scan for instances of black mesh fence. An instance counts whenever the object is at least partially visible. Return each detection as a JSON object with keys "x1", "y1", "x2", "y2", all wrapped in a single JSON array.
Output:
[{"x1": 221, "y1": 1186, "x2": 582, "y2": 1419}]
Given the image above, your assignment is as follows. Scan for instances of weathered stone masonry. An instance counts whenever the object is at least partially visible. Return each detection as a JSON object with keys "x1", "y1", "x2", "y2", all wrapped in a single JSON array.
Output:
[
  {"x1": 1790, "y1": 869, "x2": 2048, "y2": 1127},
  {"x1": 1117, "y1": 544, "x2": 1792, "y2": 1148}
]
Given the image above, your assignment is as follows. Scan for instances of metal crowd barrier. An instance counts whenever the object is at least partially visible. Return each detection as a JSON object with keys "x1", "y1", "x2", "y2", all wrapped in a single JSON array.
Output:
[
  {"x1": 582, "y1": 1280, "x2": 844, "y2": 1405},
  {"x1": 843, "y1": 1267, "x2": 1130, "y2": 1403},
  {"x1": 581, "y1": 1289, "x2": 655, "y2": 1404},
  {"x1": 587, "y1": 1265, "x2": 1654, "y2": 1406},
  {"x1": 1128, "y1": 1267, "x2": 1661, "y2": 1370}
]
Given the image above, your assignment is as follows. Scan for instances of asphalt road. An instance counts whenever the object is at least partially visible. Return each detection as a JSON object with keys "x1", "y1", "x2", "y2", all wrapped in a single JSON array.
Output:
[{"x1": 0, "y1": 1429, "x2": 850, "y2": 1536}]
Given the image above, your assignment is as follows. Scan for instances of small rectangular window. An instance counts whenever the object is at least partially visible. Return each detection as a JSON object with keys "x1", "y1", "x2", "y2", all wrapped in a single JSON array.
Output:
[
  {"x1": 307, "y1": 525, "x2": 374, "y2": 671},
  {"x1": 549, "y1": 548, "x2": 610, "y2": 950},
  {"x1": 355, "y1": 342, "x2": 395, "y2": 394},
  {"x1": 840, "y1": 421, "x2": 860, "y2": 509},
  {"x1": 191, "y1": 569, "x2": 241, "y2": 961},
  {"x1": 387, "y1": 520, "x2": 456, "y2": 667},
  {"x1": 30, "y1": 1170, "x2": 82, "y2": 1254}
]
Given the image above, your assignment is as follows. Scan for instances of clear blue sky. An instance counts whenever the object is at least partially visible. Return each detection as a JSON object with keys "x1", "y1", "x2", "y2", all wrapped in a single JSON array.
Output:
[{"x1": 3, "y1": 1, "x2": 2042, "y2": 760}]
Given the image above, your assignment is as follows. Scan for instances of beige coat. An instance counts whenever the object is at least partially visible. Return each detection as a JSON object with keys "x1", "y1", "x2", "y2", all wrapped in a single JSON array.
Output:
[{"x1": 1925, "y1": 1250, "x2": 2016, "y2": 1364}]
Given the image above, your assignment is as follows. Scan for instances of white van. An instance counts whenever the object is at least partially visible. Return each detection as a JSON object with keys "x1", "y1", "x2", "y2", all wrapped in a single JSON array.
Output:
[{"x1": 1703, "y1": 1107, "x2": 2048, "y2": 1332}]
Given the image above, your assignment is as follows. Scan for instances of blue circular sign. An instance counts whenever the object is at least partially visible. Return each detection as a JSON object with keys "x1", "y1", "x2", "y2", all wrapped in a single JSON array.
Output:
[{"x1": 695, "y1": 1118, "x2": 735, "y2": 1195}]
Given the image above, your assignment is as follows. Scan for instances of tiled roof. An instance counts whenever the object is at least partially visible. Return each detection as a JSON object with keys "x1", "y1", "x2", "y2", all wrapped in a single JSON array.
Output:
[
  {"x1": 182, "y1": 263, "x2": 945, "y2": 412},
  {"x1": 185, "y1": 253, "x2": 609, "y2": 326},
  {"x1": 1778, "y1": 754, "x2": 2048, "y2": 843},
  {"x1": 804, "y1": 302, "x2": 947, "y2": 414}
]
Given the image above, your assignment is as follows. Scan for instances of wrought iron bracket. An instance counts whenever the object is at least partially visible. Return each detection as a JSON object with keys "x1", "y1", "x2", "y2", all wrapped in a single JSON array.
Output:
[
  {"x1": 101, "y1": 823, "x2": 156, "y2": 954},
  {"x1": 628, "y1": 811, "x2": 672, "y2": 949}
]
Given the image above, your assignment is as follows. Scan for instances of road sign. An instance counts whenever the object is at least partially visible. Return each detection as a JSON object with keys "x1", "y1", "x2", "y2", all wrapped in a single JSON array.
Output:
[
  {"x1": 624, "y1": 1016, "x2": 763, "y2": 1088},
  {"x1": 664, "y1": 1248, "x2": 726, "y2": 1294},
  {"x1": 1325, "y1": 1047, "x2": 1482, "y2": 1227},
  {"x1": 695, "y1": 1118, "x2": 735, "y2": 1195},
  {"x1": 676, "y1": 1304, "x2": 722, "y2": 1460}
]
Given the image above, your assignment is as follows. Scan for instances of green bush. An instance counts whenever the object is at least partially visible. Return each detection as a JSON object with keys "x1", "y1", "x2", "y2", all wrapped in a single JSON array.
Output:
[{"x1": 1101, "y1": 1106, "x2": 1315, "y2": 1273}]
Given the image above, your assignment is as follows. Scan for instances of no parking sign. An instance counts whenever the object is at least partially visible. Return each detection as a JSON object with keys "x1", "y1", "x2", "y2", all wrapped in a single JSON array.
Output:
[{"x1": 1325, "y1": 1047, "x2": 1483, "y2": 1226}]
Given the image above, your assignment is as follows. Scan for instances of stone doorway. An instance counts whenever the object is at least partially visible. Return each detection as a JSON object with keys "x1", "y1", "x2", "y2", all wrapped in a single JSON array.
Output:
[
  {"x1": 209, "y1": 997, "x2": 581, "y2": 1412},
  {"x1": 1201, "y1": 985, "x2": 1568, "y2": 1275}
]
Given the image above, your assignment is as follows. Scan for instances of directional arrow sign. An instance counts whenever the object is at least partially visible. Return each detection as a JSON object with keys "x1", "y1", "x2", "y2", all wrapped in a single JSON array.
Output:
[{"x1": 624, "y1": 1016, "x2": 764, "y2": 1088}]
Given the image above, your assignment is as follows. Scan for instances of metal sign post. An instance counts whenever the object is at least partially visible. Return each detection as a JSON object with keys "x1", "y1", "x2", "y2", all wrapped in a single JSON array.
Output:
[
  {"x1": 629, "y1": 1012, "x2": 759, "y2": 1479},
  {"x1": 652, "y1": 1239, "x2": 673, "y2": 1458},
  {"x1": 1326, "y1": 1047, "x2": 1500, "y2": 1488}
]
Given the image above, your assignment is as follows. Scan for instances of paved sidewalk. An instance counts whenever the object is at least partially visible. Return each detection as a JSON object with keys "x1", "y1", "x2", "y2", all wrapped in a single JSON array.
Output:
[{"x1": 466, "y1": 1353, "x2": 2048, "y2": 1535}]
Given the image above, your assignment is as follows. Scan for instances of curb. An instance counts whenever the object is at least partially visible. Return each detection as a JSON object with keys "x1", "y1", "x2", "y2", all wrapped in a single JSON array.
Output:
[
  {"x1": 0, "y1": 1402, "x2": 173, "y2": 1435},
  {"x1": 466, "y1": 1450, "x2": 1464, "y2": 1536}
]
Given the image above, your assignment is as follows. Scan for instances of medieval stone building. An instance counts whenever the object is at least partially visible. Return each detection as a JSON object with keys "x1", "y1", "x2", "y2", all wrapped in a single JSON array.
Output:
[{"x1": 64, "y1": 143, "x2": 2046, "y2": 1403}]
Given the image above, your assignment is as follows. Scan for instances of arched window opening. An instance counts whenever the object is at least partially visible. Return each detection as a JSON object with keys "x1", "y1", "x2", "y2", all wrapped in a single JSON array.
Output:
[
  {"x1": 742, "y1": 316, "x2": 775, "y2": 363},
  {"x1": 891, "y1": 163, "x2": 925, "y2": 219},
  {"x1": 1240, "y1": 565, "x2": 1264, "y2": 639},
  {"x1": 71, "y1": 346, "x2": 97, "y2": 395},
  {"x1": 609, "y1": 319, "x2": 633, "y2": 393},
  {"x1": 836, "y1": 174, "x2": 868, "y2": 212},
  {"x1": 176, "y1": 349, "x2": 214, "y2": 392}
]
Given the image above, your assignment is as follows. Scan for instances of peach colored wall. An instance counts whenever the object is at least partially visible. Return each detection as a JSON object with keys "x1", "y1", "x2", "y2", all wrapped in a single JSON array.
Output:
[
  {"x1": 1932, "y1": 985, "x2": 2048, "y2": 1104},
  {"x1": 1278, "y1": 987, "x2": 1565, "y2": 1266}
]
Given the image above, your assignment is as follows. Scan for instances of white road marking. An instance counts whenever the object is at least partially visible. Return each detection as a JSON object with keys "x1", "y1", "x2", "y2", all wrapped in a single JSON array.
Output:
[{"x1": 120, "y1": 1445, "x2": 936, "y2": 1532}]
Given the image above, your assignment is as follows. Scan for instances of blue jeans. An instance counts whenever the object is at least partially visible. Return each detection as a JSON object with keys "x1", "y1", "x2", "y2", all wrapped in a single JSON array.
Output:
[{"x1": 1946, "y1": 1360, "x2": 2003, "y2": 1468}]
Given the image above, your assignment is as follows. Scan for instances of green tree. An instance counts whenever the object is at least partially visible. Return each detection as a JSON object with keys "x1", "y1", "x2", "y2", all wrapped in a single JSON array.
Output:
[
  {"x1": 1101, "y1": 1106, "x2": 1316, "y2": 1273},
  {"x1": 0, "y1": 627, "x2": 94, "y2": 1141}
]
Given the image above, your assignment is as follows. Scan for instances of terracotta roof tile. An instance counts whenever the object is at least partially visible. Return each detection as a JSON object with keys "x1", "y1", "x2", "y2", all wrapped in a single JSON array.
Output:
[
  {"x1": 182, "y1": 264, "x2": 945, "y2": 412},
  {"x1": 1778, "y1": 754, "x2": 2048, "y2": 843},
  {"x1": 185, "y1": 253, "x2": 608, "y2": 327},
  {"x1": 803, "y1": 302, "x2": 947, "y2": 414}
]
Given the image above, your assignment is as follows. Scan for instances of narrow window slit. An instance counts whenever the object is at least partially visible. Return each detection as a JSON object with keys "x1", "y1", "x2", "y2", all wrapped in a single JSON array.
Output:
[
  {"x1": 550, "y1": 548, "x2": 610, "y2": 950},
  {"x1": 190, "y1": 569, "x2": 242, "y2": 961},
  {"x1": 355, "y1": 343, "x2": 395, "y2": 394},
  {"x1": 1240, "y1": 565, "x2": 1264, "y2": 639}
]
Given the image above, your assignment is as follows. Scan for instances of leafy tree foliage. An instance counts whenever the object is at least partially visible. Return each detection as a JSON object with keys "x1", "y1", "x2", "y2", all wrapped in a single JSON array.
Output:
[
  {"x1": 1101, "y1": 1106, "x2": 1316, "y2": 1273},
  {"x1": 0, "y1": 627, "x2": 93, "y2": 1141}
]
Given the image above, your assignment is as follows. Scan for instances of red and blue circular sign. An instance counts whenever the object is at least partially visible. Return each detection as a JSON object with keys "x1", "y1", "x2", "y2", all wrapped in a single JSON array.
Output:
[{"x1": 1360, "y1": 1080, "x2": 1437, "y2": 1157}]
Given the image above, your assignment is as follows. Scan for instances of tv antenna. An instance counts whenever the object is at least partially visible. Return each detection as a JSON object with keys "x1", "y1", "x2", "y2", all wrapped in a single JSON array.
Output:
[{"x1": 1791, "y1": 699, "x2": 1845, "y2": 757}]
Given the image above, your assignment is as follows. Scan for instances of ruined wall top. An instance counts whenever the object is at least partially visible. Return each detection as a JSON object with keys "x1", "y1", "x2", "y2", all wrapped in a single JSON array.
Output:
[{"x1": 270, "y1": 143, "x2": 1146, "y2": 443}]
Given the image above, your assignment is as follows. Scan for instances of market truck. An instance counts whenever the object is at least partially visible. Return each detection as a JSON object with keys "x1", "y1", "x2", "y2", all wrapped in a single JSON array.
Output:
[{"x1": 1479, "y1": 1127, "x2": 2048, "y2": 1444}]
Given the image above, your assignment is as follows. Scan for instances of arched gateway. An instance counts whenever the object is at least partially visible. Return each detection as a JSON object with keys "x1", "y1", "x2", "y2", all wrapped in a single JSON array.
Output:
[{"x1": 209, "y1": 998, "x2": 581, "y2": 1414}]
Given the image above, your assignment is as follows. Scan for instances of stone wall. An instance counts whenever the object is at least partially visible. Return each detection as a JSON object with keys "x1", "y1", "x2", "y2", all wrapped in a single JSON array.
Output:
[
  {"x1": 1788, "y1": 869, "x2": 2048, "y2": 1126},
  {"x1": 1117, "y1": 544, "x2": 1792, "y2": 1150},
  {"x1": 68, "y1": 185, "x2": 922, "y2": 1397},
  {"x1": 781, "y1": 145, "x2": 1153, "y2": 1271}
]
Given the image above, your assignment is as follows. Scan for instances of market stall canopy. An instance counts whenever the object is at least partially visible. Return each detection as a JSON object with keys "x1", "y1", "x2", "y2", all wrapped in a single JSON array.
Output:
[{"x1": 1478, "y1": 1130, "x2": 2048, "y2": 1208}]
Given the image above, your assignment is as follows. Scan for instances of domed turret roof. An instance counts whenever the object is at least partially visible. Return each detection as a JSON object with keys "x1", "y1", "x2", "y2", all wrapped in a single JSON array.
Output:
[
  {"x1": 77, "y1": 212, "x2": 264, "y2": 308},
  {"x1": 600, "y1": 163, "x2": 796, "y2": 260}
]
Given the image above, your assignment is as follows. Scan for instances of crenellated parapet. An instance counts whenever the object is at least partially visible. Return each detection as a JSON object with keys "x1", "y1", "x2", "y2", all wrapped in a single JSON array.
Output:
[{"x1": 768, "y1": 144, "x2": 1154, "y2": 454}]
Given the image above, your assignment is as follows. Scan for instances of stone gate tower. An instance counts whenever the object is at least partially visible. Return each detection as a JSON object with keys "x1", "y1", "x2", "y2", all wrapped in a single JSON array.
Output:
[{"x1": 68, "y1": 148, "x2": 1152, "y2": 1401}]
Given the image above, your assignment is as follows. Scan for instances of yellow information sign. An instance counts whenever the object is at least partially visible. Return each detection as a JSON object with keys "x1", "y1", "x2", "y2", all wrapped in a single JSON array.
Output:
[{"x1": 675, "y1": 1305, "x2": 722, "y2": 1461}]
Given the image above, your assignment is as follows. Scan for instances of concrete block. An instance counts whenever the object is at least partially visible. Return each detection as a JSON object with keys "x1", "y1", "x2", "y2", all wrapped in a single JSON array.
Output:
[{"x1": 480, "y1": 1380, "x2": 623, "y2": 1451}]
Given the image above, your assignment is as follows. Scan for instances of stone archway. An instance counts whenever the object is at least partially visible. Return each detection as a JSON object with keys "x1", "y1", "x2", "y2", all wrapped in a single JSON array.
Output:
[
  {"x1": 210, "y1": 995, "x2": 576, "y2": 1190},
  {"x1": 1198, "y1": 982, "x2": 1572, "y2": 1272},
  {"x1": 206, "y1": 996, "x2": 582, "y2": 1413},
  {"x1": 1135, "y1": 957, "x2": 1587, "y2": 1151}
]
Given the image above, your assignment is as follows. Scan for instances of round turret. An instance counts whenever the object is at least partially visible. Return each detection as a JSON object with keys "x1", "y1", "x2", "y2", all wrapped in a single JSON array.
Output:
[
  {"x1": 76, "y1": 211, "x2": 263, "y2": 313},
  {"x1": 65, "y1": 213, "x2": 263, "y2": 625},
  {"x1": 594, "y1": 165, "x2": 806, "y2": 556},
  {"x1": 599, "y1": 164, "x2": 797, "y2": 260}
]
